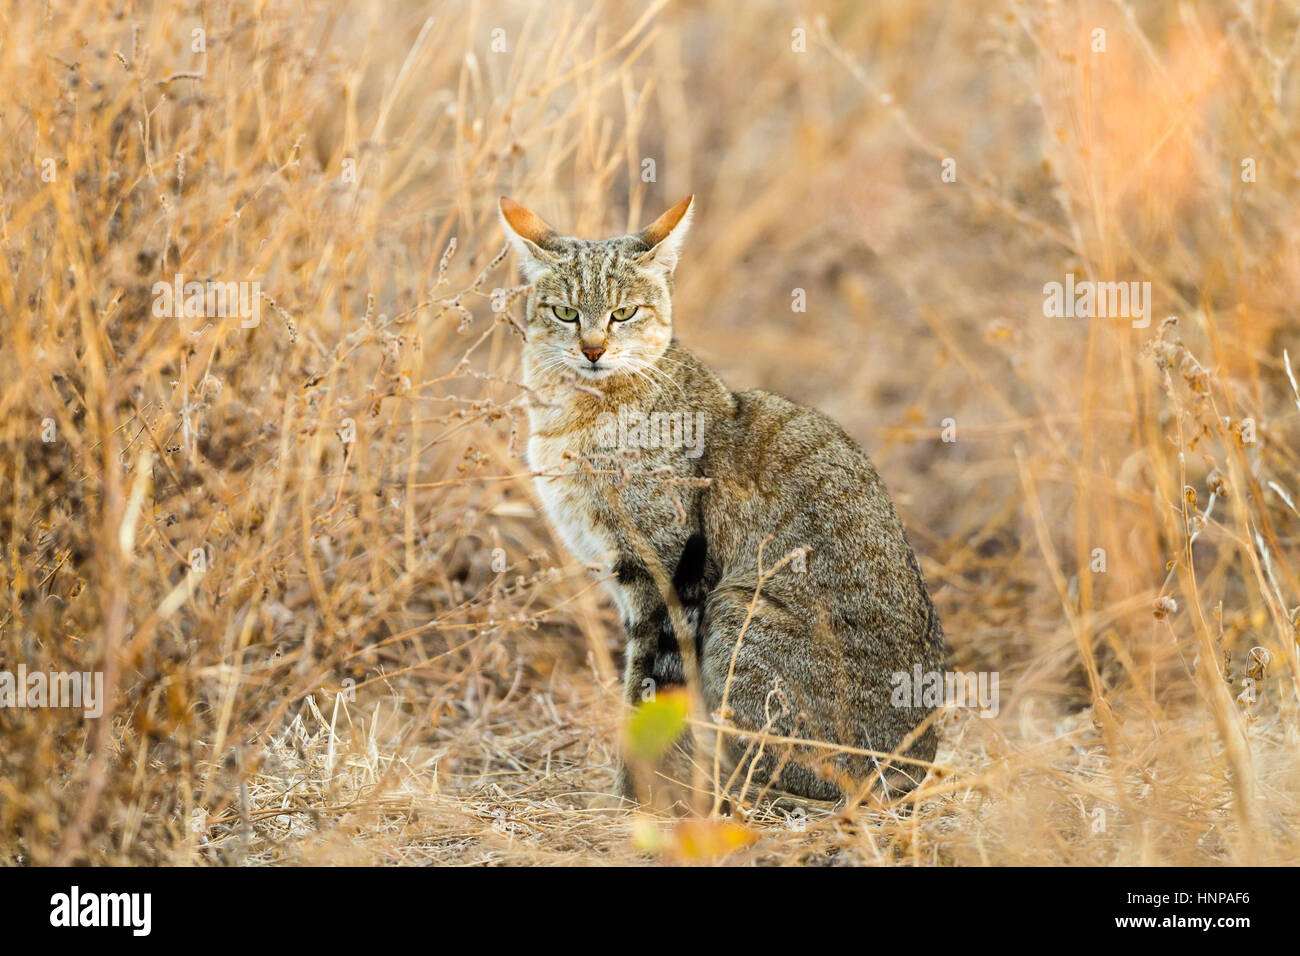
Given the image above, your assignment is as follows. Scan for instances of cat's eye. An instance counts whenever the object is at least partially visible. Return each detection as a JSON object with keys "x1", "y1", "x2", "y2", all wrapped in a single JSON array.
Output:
[
  {"x1": 610, "y1": 305, "x2": 639, "y2": 322},
  {"x1": 550, "y1": 305, "x2": 579, "y2": 322}
]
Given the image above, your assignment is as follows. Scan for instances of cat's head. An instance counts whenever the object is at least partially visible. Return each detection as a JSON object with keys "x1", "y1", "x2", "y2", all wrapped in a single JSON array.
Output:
[{"x1": 498, "y1": 195, "x2": 693, "y2": 384}]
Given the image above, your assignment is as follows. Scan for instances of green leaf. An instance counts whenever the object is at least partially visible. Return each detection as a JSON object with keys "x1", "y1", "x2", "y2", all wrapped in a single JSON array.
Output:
[{"x1": 624, "y1": 689, "x2": 689, "y2": 761}]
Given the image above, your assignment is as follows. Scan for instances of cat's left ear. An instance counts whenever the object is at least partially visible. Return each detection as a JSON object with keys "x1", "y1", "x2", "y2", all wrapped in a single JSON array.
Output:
[{"x1": 636, "y1": 195, "x2": 694, "y2": 275}]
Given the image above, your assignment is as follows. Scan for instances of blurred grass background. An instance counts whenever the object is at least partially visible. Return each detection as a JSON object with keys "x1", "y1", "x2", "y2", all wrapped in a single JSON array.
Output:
[{"x1": 1, "y1": 0, "x2": 1299, "y2": 864}]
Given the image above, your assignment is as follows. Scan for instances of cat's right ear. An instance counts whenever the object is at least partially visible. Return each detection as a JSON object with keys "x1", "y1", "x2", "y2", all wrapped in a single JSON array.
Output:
[{"x1": 499, "y1": 197, "x2": 558, "y2": 282}]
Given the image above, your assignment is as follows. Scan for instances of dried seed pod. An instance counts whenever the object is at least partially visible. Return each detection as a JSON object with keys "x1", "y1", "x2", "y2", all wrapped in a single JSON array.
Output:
[
  {"x1": 1206, "y1": 468, "x2": 1228, "y2": 498},
  {"x1": 1245, "y1": 646, "x2": 1270, "y2": 682},
  {"x1": 1090, "y1": 697, "x2": 1113, "y2": 732},
  {"x1": 1153, "y1": 596, "x2": 1178, "y2": 620},
  {"x1": 1180, "y1": 356, "x2": 1209, "y2": 393}
]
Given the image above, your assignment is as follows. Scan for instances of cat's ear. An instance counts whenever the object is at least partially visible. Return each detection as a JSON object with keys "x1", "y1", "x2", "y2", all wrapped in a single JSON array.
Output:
[
  {"x1": 636, "y1": 195, "x2": 694, "y2": 275},
  {"x1": 499, "y1": 196, "x2": 559, "y2": 281}
]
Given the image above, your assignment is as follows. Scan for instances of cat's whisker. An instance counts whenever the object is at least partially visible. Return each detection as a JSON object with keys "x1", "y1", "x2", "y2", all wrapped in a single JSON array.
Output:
[
  {"x1": 645, "y1": 354, "x2": 699, "y2": 380},
  {"x1": 621, "y1": 361, "x2": 664, "y2": 398},
  {"x1": 625, "y1": 355, "x2": 684, "y2": 399},
  {"x1": 532, "y1": 356, "x2": 571, "y2": 381},
  {"x1": 624, "y1": 358, "x2": 679, "y2": 402}
]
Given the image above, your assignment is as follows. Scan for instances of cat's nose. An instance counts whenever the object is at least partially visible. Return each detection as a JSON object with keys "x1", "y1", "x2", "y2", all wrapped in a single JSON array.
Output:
[{"x1": 581, "y1": 345, "x2": 605, "y2": 364}]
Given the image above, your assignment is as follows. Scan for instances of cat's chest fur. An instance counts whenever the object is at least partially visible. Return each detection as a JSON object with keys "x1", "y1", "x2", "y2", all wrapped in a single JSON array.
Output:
[
  {"x1": 526, "y1": 407, "x2": 688, "y2": 628},
  {"x1": 527, "y1": 425, "x2": 621, "y2": 573}
]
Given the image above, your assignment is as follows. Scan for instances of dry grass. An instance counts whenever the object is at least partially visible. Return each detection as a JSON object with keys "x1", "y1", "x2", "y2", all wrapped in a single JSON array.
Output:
[{"x1": 2, "y1": 0, "x2": 1299, "y2": 866}]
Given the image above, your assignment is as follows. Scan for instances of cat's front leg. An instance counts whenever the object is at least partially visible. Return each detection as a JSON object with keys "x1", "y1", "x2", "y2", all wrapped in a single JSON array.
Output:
[{"x1": 614, "y1": 614, "x2": 660, "y2": 801}]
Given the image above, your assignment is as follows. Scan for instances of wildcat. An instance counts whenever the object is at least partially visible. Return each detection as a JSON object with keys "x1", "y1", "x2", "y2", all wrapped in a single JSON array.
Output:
[{"x1": 500, "y1": 195, "x2": 945, "y2": 804}]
